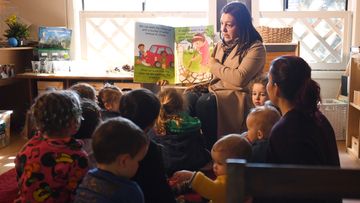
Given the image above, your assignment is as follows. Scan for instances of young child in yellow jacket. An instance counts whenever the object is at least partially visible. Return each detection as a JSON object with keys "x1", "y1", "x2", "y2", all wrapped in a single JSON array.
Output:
[{"x1": 171, "y1": 134, "x2": 252, "y2": 203}]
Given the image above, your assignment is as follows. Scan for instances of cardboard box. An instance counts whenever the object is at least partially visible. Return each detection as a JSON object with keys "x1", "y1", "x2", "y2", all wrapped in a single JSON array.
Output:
[{"x1": 0, "y1": 110, "x2": 12, "y2": 148}]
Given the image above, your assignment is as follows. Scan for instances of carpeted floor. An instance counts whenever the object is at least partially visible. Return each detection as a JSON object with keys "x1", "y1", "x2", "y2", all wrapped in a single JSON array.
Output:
[{"x1": 0, "y1": 168, "x2": 18, "y2": 203}]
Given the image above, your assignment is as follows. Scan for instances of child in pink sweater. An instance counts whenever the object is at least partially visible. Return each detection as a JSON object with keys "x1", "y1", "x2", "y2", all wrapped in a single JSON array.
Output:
[{"x1": 15, "y1": 90, "x2": 88, "y2": 203}]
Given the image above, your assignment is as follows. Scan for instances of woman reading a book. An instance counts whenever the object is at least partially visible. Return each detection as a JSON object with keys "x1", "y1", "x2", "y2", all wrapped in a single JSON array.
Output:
[{"x1": 185, "y1": 1, "x2": 266, "y2": 150}]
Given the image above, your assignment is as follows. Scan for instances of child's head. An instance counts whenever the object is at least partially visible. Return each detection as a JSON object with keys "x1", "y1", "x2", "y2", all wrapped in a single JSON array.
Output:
[
  {"x1": 120, "y1": 88, "x2": 161, "y2": 131},
  {"x1": 98, "y1": 84, "x2": 123, "y2": 112},
  {"x1": 161, "y1": 51, "x2": 167, "y2": 57},
  {"x1": 192, "y1": 33, "x2": 206, "y2": 49},
  {"x1": 211, "y1": 134, "x2": 252, "y2": 176},
  {"x1": 69, "y1": 82, "x2": 97, "y2": 101},
  {"x1": 92, "y1": 117, "x2": 148, "y2": 178},
  {"x1": 138, "y1": 43, "x2": 145, "y2": 51},
  {"x1": 31, "y1": 90, "x2": 82, "y2": 137},
  {"x1": 73, "y1": 99, "x2": 101, "y2": 140},
  {"x1": 251, "y1": 74, "x2": 269, "y2": 107},
  {"x1": 246, "y1": 106, "x2": 281, "y2": 143},
  {"x1": 156, "y1": 88, "x2": 185, "y2": 135}
]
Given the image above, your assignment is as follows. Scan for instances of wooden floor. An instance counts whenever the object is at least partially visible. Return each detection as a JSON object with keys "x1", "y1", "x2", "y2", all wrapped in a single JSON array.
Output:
[
  {"x1": 1, "y1": 134, "x2": 360, "y2": 202},
  {"x1": 0, "y1": 132, "x2": 27, "y2": 175}
]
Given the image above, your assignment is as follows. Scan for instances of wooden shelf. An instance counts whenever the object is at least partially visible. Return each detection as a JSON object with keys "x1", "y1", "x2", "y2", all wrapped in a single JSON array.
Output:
[
  {"x1": 0, "y1": 47, "x2": 34, "y2": 51},
  {"x1": 0, "y1": 78, "x2": 18, "y2": 87},
  {"x1": 263, "y1": 42, "x2": 300, "y2": 72},
  {"x1": 350, "y1": 102, "x2": 360, "y2": 111},
  {"x1": 346, "y1": 56, "x2": 360, "y2": 159},
  {"x1": 0, "y1": 46, "x2": 34, "y2": 130}
]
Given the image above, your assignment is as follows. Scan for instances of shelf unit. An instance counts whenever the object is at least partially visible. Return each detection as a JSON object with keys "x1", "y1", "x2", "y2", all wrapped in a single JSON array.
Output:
[
  {"x1": 263, "y1": 42, "x2": 300, "y2": 72},
  {"x1": 346, "y1": 55, "x2": 360, "y2": 158},
  {"x1": 0, "y1": 47, "x2": 34, "y2": 130}
]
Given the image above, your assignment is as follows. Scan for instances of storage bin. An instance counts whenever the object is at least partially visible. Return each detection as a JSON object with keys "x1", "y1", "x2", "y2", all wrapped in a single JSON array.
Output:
[
  {"x1": 319, "y1": 99, "x2": 347, "y2": 140},
  {"x1": 0, "y1": 110, "x2": 12, "y2": 148}
]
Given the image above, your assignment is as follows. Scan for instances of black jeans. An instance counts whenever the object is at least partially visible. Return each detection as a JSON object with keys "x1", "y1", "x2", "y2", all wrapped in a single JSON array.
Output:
[{"x1": 185, "y1": 91, "x2": 217, "y2": 151}]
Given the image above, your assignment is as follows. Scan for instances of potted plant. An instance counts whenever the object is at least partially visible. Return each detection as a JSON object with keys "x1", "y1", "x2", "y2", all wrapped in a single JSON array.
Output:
[{"x1": 3, "y1": 14, "x2": 30, "y2": 47}]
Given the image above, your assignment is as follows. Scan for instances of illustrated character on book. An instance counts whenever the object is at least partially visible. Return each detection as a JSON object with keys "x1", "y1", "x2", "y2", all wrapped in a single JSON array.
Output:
[
  {"x1": 136, "y1": 43, "x2": 147, "y2": 65},
  {"x1": 191, "y1": 33, "x2": 210, "y2": 73}
]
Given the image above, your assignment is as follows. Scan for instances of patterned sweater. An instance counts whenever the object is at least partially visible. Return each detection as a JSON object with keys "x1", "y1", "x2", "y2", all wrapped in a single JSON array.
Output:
[{"x1": 14, "y1": 134, "x2": 88, "y2": 203}]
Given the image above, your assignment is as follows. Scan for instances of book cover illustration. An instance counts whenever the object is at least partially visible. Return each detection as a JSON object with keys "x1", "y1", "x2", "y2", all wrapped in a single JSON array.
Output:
[
  {"x1": 134, "y1": 22, "x2": 214, "y2": 84},
  {"x1": 38, "y1": 27, "x2": 72, "y2": 50},
  {"x1": 175, "y1": 25, "x2": 214, "y2": 84},
  {"x1": 134, "y1": 22, "x2": 175, "y2": 84}
]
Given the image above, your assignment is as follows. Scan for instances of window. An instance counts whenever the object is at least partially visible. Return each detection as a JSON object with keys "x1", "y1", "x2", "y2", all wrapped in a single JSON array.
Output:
[
  {"x1": 71, "y1": 0, "x2": 213, "y2": 69},
  {"x1": 258, "y1": 0, "x2": 347, "y2": 11},
  {"x1": 256, "y1": 0, "x2": 350, "y2": 70},
  {"x1": 286, "y1": 0, "x2": 347, "y2": 11},
  {"x1": 84, "y1": 0, "x2": 209, "y2": 12}
]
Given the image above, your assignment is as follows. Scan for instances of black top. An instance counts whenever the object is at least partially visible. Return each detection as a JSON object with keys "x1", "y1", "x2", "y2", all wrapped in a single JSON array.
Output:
[
  {"x1": 100, "y1": 110, "x2": 121, "y2": 121},
  {"x1": 255, "y1": 109, "x2": 341, "y2": 203},
  {"x1": 249, "y1": 139, "x2": 269, "y2": 163},
  {"x1": 267, "y1": 109, "x2": 340, "y2": 166},
  {"x1": 131, "y1": 140, "x2": 176, "y2": 203}
]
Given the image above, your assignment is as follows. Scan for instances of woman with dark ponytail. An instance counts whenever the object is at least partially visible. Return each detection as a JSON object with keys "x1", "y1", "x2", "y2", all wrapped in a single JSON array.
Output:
[
  {"x1": 260, "y1": 55, "x2": 341, "y2": 203},
  {"x1": 266, "y1": 56, "x2": 340, "y2": 167}
]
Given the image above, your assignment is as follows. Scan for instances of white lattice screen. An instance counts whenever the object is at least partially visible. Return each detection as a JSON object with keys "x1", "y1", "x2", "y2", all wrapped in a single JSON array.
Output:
[
  {"x1": 79, "y1": 12, "x2": 208, "y2": 70},
  {"x1": 259, "y1": 11, "x2": 352, "y2": 70}
]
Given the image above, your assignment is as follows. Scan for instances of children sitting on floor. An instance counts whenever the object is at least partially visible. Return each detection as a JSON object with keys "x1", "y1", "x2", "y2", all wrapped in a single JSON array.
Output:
[
  {"x1": 119, "y1": 88, "x2": 176, "y2": 203},
  {"x1": 171, "y1": 134, "x2": 252, "y2": 203},
  {"x1": 153, "y1": 88, "x2": 211, "y2": 176},
  {"x1": 14, "y1": 90, "x2": 89, "y2": 203},
  {"x1": 250, "y1": 74, "x2": 268, "y2": 107},
  {"x1": 243, "y1": 106, "x2": 281, "y2": 163},
  {"x1": 98, "y1": 84, "x2": 123, "y2": 120},
  {"x1": 74, "y1": 117, "x2": 148, "y2": 203}
]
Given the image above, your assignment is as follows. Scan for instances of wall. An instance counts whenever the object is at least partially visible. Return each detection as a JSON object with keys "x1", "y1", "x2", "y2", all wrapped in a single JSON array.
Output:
[
  {"x1": 7, "y1": 0, "x2": 67, "y2": 40},
  {"x1": 312, "y1": 71, "x2": 343, "y2": 99},
  {"x1": 350, "y1": 0, "x2": 360, "y2": 45}
]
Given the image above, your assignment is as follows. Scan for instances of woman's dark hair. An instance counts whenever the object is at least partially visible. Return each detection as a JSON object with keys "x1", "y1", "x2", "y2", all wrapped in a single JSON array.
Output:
[
  {"x1": 269, "y1": 56, "x2": 321, "y2": 114},
  {"x1": 119, "y1": 88, "x2": 161, "y2": 130},
  {"x1": 221, "y1": 2, "x2": 262, "y2": 54}
]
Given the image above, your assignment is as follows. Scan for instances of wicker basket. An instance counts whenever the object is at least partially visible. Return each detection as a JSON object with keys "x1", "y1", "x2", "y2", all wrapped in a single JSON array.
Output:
[{"x1": 256, "y1": 26, "x2": 293, "y2": 43}]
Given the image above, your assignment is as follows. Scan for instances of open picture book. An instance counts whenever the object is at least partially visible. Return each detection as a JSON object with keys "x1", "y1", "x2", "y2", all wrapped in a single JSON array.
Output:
[{"x1": 134, "y1": 22, "x2": 215, "y2": 84}]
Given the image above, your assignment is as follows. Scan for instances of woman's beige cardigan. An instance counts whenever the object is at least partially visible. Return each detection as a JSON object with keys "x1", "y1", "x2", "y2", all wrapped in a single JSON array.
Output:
[{"x1": 209, "y1": 41, "x2": 266, "y2": 137}]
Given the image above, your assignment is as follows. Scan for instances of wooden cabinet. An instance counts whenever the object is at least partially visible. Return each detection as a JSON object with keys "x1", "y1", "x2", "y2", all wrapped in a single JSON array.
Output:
[
  {"x1": 16, "y1": 73, "x2": 140, "y2": 103},
  {"x1": 346, "y1": 55, "x2": 360, "y2": 158},
  {"x1": 263, "y1": 42, "x2": 300, "y2": 72},
  {"x1": 0, "y1": 47, "x2": 34, "y2": 130}
]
